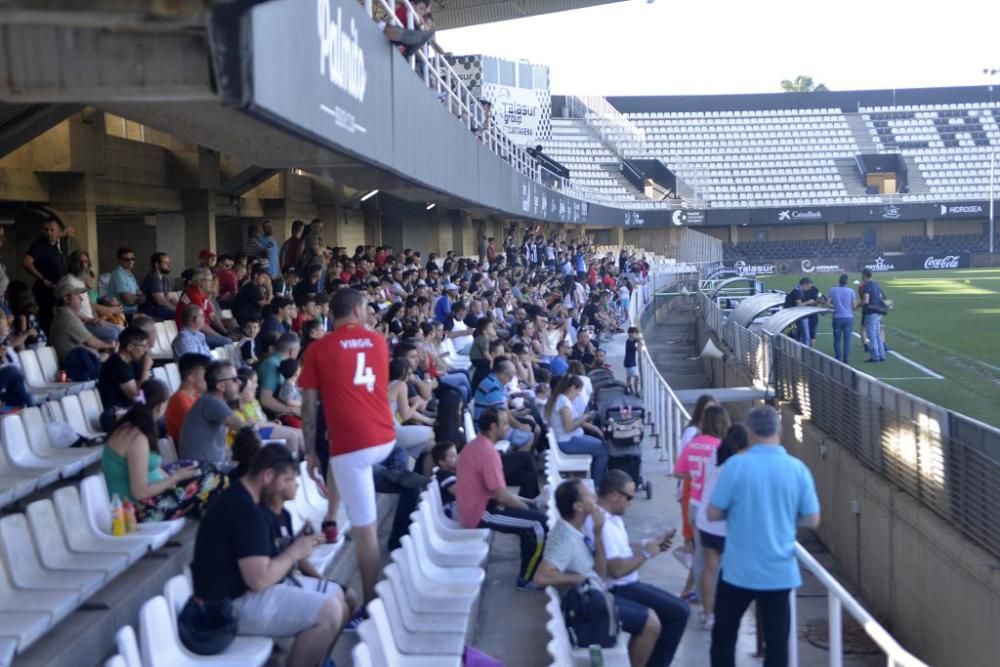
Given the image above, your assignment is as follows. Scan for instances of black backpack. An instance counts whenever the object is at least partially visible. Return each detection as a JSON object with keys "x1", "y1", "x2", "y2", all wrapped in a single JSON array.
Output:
[{"x1": 561, "y1": 579, "x2": 620, "y2": 649}]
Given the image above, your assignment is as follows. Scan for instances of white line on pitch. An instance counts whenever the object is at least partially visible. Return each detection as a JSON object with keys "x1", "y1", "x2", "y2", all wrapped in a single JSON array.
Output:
[{"x1": 848, "y1": 332, "x2": 945, "y2": 379}]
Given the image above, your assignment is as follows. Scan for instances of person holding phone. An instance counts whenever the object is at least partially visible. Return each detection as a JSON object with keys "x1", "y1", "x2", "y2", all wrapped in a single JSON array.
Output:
[{"x1": 588, "y1": 469, "x2": 690, "y2": 667}]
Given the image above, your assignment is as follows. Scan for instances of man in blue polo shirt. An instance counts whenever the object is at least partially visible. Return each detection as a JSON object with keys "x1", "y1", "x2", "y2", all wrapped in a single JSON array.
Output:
[
  {"x1": 707, "y1": 405, "x2": 820, "y2": 667},
  {"x1": 472, "y1": 358, "x2": 536, "y2": 450}
]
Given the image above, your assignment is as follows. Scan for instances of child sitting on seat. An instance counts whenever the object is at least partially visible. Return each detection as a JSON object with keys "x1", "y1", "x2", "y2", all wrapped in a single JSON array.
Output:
[
  {"x1": 277, "y1": 358, "x2": 303, "y2": 410},
  {"x1": 431, "y1": 441, "x2": 459, "y2": 513}
]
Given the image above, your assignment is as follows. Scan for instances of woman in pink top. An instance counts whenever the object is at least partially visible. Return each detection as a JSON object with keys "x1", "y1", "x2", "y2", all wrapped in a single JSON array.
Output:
[{"x1": 673, "y1": 405, "x2": 731, "y2": 609}]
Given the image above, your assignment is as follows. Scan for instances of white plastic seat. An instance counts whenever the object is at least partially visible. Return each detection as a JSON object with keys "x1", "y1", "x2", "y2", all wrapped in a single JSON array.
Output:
[
  {"x1": 463, "y1": 410, "x2": 476, "y2": 443},
  {"x1": 158, "y1": 437, "x2": 179, "y2": 464},
  {"x1": 139, "y1": 595, "x2": 266, "y2": 667},
  {"x1": 105, "y1": 655, "x2": 127, "y2": 667},
  {"x1": 548, "y1": 431, "x2": 591, "y2": 475},
  {"x1": 165, "y1": 363, "x2": 181, "y2": 393},
  {"x1": 411, "y1": 501, "x2": 489, "y2": 566},
  {"x1": 545, "y1": 587, "x2": 629, "y2": 666},
  {"x1": 390, "y1": 538, "x2": 479, "y2": 616},
  {"x1": 151, "y1": 323, "x2": 173, "y2": 360},
  {"x1": 51, "y1": 485, "x2": 148, "y2": 564},
  {"x1": 18, "y1": 407, "x2": 99, "y2": 473},
  {"x1": 162, "y1": 575, "x2": 273, "y2": 665},
  {"x1": 25, "y1": 498, "x2": 129, "y2": 577},
  {"x1": 357, "y1": 599, "x2": 461, "y2": 667},
  {"x1": 36, "y1": 346, "x2": 90, "y2": 394},
  {"x1": 59, "y1": 394, "x2": 105, "y2": 439},
  {"x1": 352, "y1": 642, "x2": 374, "y2": 667},
  {"x1": 0, "y1": 513, "x2": 104, "y2": 600},
  {"x1": 373, "y1": 580, "x2": 465, "y2": 656},
  {"x1": 114, "y1": 625, "x2": 143, "y2": 667},
  {"x1": 79, "y1": 389, "x2": 105, "y2": 432},
  {"x1": 18, "y1": 349, "x2": 67, "y2": 399},
  {"x1": 152, "y1": 366, "x2": 170, "y2": 387},
  {"x1": 417, "y1": 488, "x2": 489, "y2": 543},
  {"x1": 0, "y1": 551, "x2": 79, "y2": 623},
  {"x1": 409, "y1": 521, "x2": 487, "y2": 574},
  {"x1": 80, "y1": 474, "x2": 182, "y2": 548},
  {"x1": 0, "y1": 472, "x2": 37, "y2": 508},
  {"x1": 378, "y1": 568, "x2": 471, "y2": 637},
  {"x1": 0, "y1": 611, "x2": 51, "y2": 653},
  {"x1": 0, "y1": 416, "x2": 61, "y2": 487}
]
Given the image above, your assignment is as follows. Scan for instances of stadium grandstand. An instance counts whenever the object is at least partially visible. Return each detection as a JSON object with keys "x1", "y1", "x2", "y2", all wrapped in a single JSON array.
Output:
[{"x1": 0, "y1": 1, "x2": 995, "y2": 667}]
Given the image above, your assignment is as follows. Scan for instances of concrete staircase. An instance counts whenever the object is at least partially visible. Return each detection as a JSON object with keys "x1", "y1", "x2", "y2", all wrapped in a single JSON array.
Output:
[
  {"x1": 901, "y1": 155, "x2": 929, "y2": 194},
  {"x1": 835, "y1": 158, "x2": 870, "y2": 197},
  {"x1": 845, "y1": 112, "x2": 878, "y2": 152}
]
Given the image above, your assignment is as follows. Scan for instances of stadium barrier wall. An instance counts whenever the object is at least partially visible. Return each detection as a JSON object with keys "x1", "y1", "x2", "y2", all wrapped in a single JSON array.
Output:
[{"x1": 693, "y1": 291, "x2": 1000, "y2": 666}]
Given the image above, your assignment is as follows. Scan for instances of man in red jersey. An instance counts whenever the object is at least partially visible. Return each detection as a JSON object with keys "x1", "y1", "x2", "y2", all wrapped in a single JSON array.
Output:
[{"x1": 299, "y1": 287, "x2": 395, "y2": 625}]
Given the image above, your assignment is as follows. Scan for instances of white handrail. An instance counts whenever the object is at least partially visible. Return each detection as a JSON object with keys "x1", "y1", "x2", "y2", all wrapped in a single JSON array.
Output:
[{"x1": 632, "y1": 259, "x2": 928, "y2": 667}]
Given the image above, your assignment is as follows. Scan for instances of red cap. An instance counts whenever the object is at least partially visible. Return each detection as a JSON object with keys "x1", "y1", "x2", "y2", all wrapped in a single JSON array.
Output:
[{"x1": 199, "y1": 248, "x2": 216, "y2": 259}]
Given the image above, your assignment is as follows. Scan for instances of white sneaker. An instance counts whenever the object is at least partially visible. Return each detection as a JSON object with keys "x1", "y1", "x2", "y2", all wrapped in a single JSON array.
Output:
[
  {"x1": 673, "y1": 548, "x2": 694, "y2": 569},
  {"x1": 702, "y1": 613, "x2": 715, "y2": 631}
]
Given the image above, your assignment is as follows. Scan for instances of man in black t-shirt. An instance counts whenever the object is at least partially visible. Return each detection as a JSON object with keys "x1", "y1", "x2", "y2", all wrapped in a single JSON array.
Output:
[
  {"x1": 23, "y1": 218, "x2": 64, "y2": 333},
  {"x1": 191, "y1": 445, "x2": 348, "y2": 666},
  {"x1": 97, "y1": 326, "x2": 151, "y2": 430},
  {"x1": 569, "y1": 330, "x2": 598, "y2": 368},
  {"x1": 233, "y1": 266, "x2": 272, "y2": 327}
]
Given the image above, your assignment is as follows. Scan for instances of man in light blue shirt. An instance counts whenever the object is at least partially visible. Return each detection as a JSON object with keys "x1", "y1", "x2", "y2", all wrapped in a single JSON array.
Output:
[
  {"x1": 172, "y1": 305, "x2": 211, "y2": 359},
  {"x1": 707, "y1": 405, "x2": 820, "y2": 667},
  {"x1": 827, "y1": 273, "x2": 856, "y2": 364},
  {"x1": 108, "y1": 247, "x2": 144, "y2": 316},
  {"x1": 260, "y1": 222, "x2": 280, "y2": 277}
]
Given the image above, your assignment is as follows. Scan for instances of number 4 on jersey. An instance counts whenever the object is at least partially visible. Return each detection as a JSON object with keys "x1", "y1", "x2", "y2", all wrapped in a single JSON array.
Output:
[{"x1": 353, "y1": 352, "x2": 376, "y2": 392}]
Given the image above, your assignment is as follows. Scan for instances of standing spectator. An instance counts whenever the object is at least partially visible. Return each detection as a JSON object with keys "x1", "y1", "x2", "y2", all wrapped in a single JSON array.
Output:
[
  {"x1": 456, "y1": 408, "x2": 547, "y2": 591},
  {"x1": 171, "y1": 304, "x2": 212, "y2": 359},
  {"x1": 591, "y1": 470, "x2": 690, "y2": 666},
  {"x1": 280, "y1": 219, "x2": 305, "y2": 273},
  {"x1": 97, "y1": 326, "x2": 153, "y2": 431},
  {"x1": 783, "y1": 277, "x2": 817, "y2": 345},
  {"x1": 215, "y1": 255, "x2": 239, "y2": 305},
  {"x1": 674, "y1": 404, "x2": 730, "y2": 611},
  {"x1": 107, "y1": 247, "x2": 145, "y2": 317},
  {"x1": 533, "y1": 479, "x2": 661, "y2": 667},
  {"x1": 243, "y1": 223, "x2": 266, "y2": 263},
  {"x1": 23, "y1": 218, "x2": 64, "y2": 333},
  {"x1": 623, "y1": 326, "x2": 643, "y2": 394},
  {"x1": 828, "y1": 273, "x2": 856, "y2": 364},
  {"x1": 8, "y1": 282, "x2": 47, "y2": 350},
  {"x1": 197, "y1": 248, "x2": 216, "y2": 271},
  {"x1": 190, "y1": 444, "x2": 348, "y2": 667},
  {"x1": 300, "y1": 287, "x2": 396, "y2": 622},
  {"x1": 707, "y1": 406, "x2": 820, "y2": 667},
  {"x1": 164, "y1": 353, "x2": 210, "y2": 442},
  {"x1": 0, "y1": 225, "x2": 9, "y2": 314},
  {"x1": 259, "y1": 221, "x2": 281, "y2": 277},
  {"x1": 175, "y1": 268, "x2": 231, "y2": 348},
  {"x1": 545, "y1": 374, "x2": 609, "y2": 486},
  {"x1": 697, "y1": 424, "x2": 750, "y2": 630},
  {"x1": 178, "y1": 360, "x2": 244, "y2": 464},
  {"x1": 858, "y1": 268, "x2": 887, "y2": 363},
  {"x1": 140, "y1": 252, "x2": 177, "y2": 320},
  {"x1": 675, "y1": 394, "x2": 718, "y2": 597}
]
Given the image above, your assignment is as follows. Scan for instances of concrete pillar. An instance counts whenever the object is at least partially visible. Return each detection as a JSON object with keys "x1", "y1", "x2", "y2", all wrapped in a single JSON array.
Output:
[
  {"x1": 155, "y1": 213, "x2": 186, "y2": 272},
  {"x1": 182, "y1": 190, "x2": 216, "y2": 269},
  {"x1": 826, "y1": 222, "x2": 836, "y2": 241},
  {"x1": 609, "y1": 227, "x2": 624, "y2": 246},
  {"x1": 729, "y1": 224, "x2": 739, "y2": 244},
  {"x1": 926, "y1": 218, "x2": 935, "y2": 239},
  {"x1": 431, "y1": 216, "x2": 453, "y2": 257},
  {"x1": 49, "y1": 173, "x2": 99, "y2": 272}
]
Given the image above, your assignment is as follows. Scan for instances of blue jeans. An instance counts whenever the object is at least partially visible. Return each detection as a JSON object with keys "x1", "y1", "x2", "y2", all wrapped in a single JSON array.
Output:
[
  {"x1": 146, "y1": 305, "x2": 177, "y2": 321},
  {"x1": 558, "y1": 434, "x2": 609, "y2": 487},
  {"x1": 796, "y1": 316, "x2": 811, "y2": 344},
  {"x1": 866, "y1": 313, "x2": 885, "y2": 361},
  {"x1": 85, "y1": 320, "x2": 124, "y2": 343},
  {"x1": 440, "y1": 372, "x2": 471, "y2": 402},
  {"x1": 373, "y1": 446, "x2": 421, "y2": 552},
  {"x1": 832, "y1": 317, "x2": 853, "y2": 363},
  {"x1": 204, "y1": 332, "x2": 232, "y2": 349},
  {"x1": 612, "y1": 582, "x2": 690, "y2": 666}
]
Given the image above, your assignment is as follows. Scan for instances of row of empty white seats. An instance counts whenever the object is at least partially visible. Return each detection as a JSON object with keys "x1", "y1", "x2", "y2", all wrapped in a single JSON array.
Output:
[
  {"x1": 150, "y1": 320, "x2": 179, "y2": 361},
  {"x1": 0, "y1": 473, "x2": 184, "y2": 659},
  {"x1": 18, "y1": 346, "x2": 94, "y2": 401},
  {"x1": 861, "y1": 102, "x2": 1000, "y2": 113},
  {"x1": 622, "y1": 108, "x2": 842, "y2": 119}
]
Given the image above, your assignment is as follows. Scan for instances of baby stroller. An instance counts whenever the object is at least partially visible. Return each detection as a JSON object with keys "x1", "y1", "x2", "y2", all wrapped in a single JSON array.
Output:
[{"x1": 593, "y1": 382, "x2": 651, "y2": 499}]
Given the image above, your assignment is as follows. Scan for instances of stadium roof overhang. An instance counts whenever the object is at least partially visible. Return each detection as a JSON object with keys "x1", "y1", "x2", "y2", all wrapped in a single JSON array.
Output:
[
  {"x1": 708, "y1": 276, "x2": 758, "y2": 300},
  {"x1": 432, "y1": 0, "x2": 629, "y2": 29},
  {"x1": 758, "y1": 306, "x2": 832, "y2": 336},
  {"x1": 729, "y1": 293, "x2": 787, "y2": 328}
]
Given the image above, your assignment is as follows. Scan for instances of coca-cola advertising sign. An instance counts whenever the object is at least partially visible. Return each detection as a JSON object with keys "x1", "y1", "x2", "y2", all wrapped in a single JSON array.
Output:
[{"x1": 861, "y1": 254, "x2": 970, "y2": 272}]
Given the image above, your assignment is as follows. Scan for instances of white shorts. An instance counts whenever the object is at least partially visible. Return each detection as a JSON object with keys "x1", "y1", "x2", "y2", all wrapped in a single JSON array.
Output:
[
  {"x1": 232, "y1": 575, "x2": 345, "y2": 637},
  {"x1": 625, "y1": 366, "x2": 639, "y2": 378},
  {"x1": 331, "y1": 441, "x2": 395, "y2": 527}
]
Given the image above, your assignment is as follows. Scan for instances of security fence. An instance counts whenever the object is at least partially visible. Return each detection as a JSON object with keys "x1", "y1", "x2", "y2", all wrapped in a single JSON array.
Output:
[{"x1": 697, "y1": 290, "x2": 1000, "y2": 561}]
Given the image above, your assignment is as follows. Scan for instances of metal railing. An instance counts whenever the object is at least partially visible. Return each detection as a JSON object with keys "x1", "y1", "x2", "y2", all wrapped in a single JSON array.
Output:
[{"x1": 633, "y1": 266, "x2": 927, "y2": 667}]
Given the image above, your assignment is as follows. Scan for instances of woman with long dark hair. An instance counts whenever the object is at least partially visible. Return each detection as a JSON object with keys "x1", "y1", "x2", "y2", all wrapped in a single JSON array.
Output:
[
  {"x1": 100, "y1": 379, "x2": 228, "y2": 522},
  {"x1": 544, "y1": 374, "x2": 609, "y2": 486}
]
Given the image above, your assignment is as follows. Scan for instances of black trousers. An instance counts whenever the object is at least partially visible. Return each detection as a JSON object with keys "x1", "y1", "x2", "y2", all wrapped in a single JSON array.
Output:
[
  {"x1": 502, "y1": 449, "x2": 539, "y2": 498},
  {"x1": 478, "y1": 500, "x2": 547, "y2": 580},
  {"x1": 710, "y1": 573, "x2": 791, "y2": 667}
]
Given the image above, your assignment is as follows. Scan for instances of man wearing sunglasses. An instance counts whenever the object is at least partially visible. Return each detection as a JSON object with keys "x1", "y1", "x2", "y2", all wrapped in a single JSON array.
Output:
[
  {"x1": 108, "y1": 246, "x2": 145, "y2": 318},
  {"x1": 590, "y1": 470, "x2": 690, "y2": 666}
]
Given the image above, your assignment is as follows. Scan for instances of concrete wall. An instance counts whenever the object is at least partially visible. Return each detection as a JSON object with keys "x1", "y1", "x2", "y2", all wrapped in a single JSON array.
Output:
[{"x1": 780, "y1": 407, "x2": 1000, "y2": 667}]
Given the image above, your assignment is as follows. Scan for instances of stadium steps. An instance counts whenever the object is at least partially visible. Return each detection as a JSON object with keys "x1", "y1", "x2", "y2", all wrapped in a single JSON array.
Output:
[
  {"x1": 845, "y1": 112, "x2": 878, "y2": 152},
  {"x1": 834, "y1": 157, "x2": 871, "y2": 197},
  {"x1": 598, "y1": 163, "x2": 653, "y2": 199},
  {"x1": 901, "y1": 155, "x2": 929, "y2": 193}
]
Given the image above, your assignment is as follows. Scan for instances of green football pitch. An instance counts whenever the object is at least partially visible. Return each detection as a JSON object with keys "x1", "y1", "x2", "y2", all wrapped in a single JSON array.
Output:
[{"x1": 753, "y1": 269, "x2": 1000, "y2": 428}]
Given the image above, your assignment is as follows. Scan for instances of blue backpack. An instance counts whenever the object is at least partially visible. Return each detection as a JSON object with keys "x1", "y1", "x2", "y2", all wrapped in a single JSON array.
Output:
[{"x1": 561, "y1": 579, "x2": 620, "y2": 648}]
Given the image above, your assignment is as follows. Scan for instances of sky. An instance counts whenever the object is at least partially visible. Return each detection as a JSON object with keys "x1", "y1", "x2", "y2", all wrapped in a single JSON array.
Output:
[{"x1": 438, "y1": 0, "x2": 1000, "y2": 97}]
